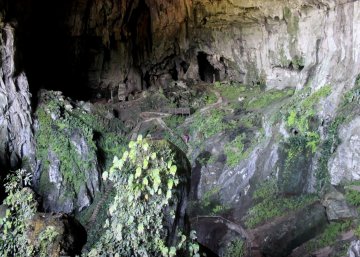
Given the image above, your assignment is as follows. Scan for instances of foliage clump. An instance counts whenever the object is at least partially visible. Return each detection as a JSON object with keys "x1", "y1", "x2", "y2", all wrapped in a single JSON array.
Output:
[
  {"x1": 188, "y1": 187, "x2": 229, "y2": 216},
  {"x1": 88, "y1": 136, "x2": 198, "y2": 257},
  {"x1": 0, "y1": 169, "x2": 37, "y2": 256},
  {"x1": 224, "y1": 239, "x2": 245, "y2": 257},
  {"x1": 306, "y1": 221, "x2": 352, "y2": 252},
  {"x1": 244, "y1": 179, "x2": 318, "y2": 228}
]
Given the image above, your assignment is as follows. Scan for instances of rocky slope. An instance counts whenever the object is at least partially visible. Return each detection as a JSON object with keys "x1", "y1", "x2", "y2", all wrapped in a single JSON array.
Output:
[{"x1": 2, "y1": 0, "x2": 360, "y2": 256}]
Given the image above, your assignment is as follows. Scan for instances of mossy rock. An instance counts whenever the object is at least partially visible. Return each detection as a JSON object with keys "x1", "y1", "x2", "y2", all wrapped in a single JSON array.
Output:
[
  {"x1": 28, "y1": 213, "x2": 86, "y2": 257},
  {"x1": 277, "y1": 138, "x2": 313, "y2": 195}
]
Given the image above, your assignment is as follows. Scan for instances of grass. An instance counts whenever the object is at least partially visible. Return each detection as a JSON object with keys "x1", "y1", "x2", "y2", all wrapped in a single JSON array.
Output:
[
  {"x1": 306, "y1": 221, "x2": 352, "y2": 252},
  {"x1": 244, "y1": 179, "x2": 318, "y2": 228},
  {"x1": 189, "y1": 109, "x2": 235, "y2": 142},
  {"x1": 214, "y1": 81, "x2": 247, "y2": 101},
  {"x1": 245, "y1": 88, "x2": 294, "y2": 110}
]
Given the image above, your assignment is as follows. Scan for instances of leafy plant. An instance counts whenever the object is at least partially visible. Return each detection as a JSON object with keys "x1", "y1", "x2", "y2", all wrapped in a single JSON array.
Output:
[
  {"x1": 38, "y1": 226, "x2": 60, "y2": 257},
  {"x1": 0, "y1": 169, "x2": 37, "y2": 256},
  {"x1": 224, "y1": 239, "x2": 245, "y2": 257},
  {"x1": 88, "y1": 136, "x2": 197, "y2": 257}
]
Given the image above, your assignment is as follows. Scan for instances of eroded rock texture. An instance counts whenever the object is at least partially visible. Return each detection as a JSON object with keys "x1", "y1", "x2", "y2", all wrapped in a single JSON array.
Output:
[{"x1": 0, "y1": 23, "x2": 35, "y2": 171}]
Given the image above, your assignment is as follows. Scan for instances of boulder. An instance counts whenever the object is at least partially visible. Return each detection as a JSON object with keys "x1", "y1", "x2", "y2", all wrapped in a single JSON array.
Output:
[
  {"x1": 349, "y1": 240, "x2": 360, "y2": 257},
  {"x1": 35, "y1": 91, "x2": 101, "y2": 213},
  {"x1": 253, "y1": 203, "x2": 327, "y2": 257},
  {"x1": 28, "y1": 213, "x2": 86, "y2": 257},
  {"x1": 322, "y1": 187, "x2": 357, "y2": 221}
]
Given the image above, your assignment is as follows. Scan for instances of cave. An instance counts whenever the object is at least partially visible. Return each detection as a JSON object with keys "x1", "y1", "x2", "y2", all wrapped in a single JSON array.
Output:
[
  {"x1": 197, "y1": 51, "x2": 220, "y2": 83},
  {"x1": 1, "y1": 1, "x2": 360, "y2": 257}
]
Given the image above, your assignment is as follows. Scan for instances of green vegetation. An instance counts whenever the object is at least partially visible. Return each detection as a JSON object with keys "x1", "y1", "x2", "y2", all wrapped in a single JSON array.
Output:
[
  {"x1": 189, "y1": 187, "x2": 229, "y2": 216},
  {"x1": 214, "y1": 81, "x2": 247, "y2": 101},
  {"x1": 0, "y1": 170, "x2": 58, "y2": 257},
  {"x1": 0, "y1": 169, "x2": 37, "y2": 256},
  {"x1": 35, "y1": 92, "x2": 127, "y2": 199},
  {"x1": 306, "y1": 221, "x2": 352, "y2": 252},
  {"x1": 224, "y1": 134, "x2": 246, "y2": 167},
  {"x1": 189, "y1": 109, "x2": 235, "y2": 142},
  {"x1": 87, "y1": 136, "x2": 199, "y2": 257},
  {"x1": 36, "y1": 105, "x2": 94, "y2": 197},
  {"x1": 245, "y1": 88, "x2": 294, "y2": 110},
  {"x1": 224, "y1": 239, "x2": 245, "y2": 257},
  {"x1": 38, "y1": 226, "x2": 60, "y2": 257},
  {"x1": 345, "y1": 181, "x2": 360, "y2": 207},
  {"x1": 244, "y1": 179, "x2": 318, "y2": 228}
]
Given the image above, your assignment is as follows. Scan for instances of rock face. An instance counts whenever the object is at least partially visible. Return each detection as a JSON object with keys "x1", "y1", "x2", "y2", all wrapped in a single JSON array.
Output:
[
  {"x1": 329, "y1": 117, "x2": 360, "y2": 185},
  {"x1": 34, "y1": 91, "x2": 102, "y2": 213},
  {"x1": 28, "y1": 213, "x2": 86, "y2": 257},
  {"x1": 253, "y1": 203, "x2": 327, "y2": 257},
  {"x1": 7, "y1": 0, "x2": 360, "y2": 106},
  {"x1": 0, "y1": 23, "x2": 35, "y2": 171}
]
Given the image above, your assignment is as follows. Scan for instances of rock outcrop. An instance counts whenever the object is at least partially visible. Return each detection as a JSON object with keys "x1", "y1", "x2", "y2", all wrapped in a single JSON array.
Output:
[
  {"x1": 0, "y1": 23, "x2": 35, "y2": 171},
  {"x1": 34, "y1": 91, "x2": 102, "y2": 213},
  {"x1": 329, "y1": 116, "x2": 360, "y2": 185},
  {"x1": 28, "y1": 213, "x2": 86, "y2": 257}
]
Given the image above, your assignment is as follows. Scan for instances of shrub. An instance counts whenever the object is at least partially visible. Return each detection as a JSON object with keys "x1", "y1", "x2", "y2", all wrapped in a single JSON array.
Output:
[
  {"x1": 0, "y1": 169, "x2": 37, "y2": 256},
  {"x1": 87, "y1": 136, "x2": 198, "y2": 257}
]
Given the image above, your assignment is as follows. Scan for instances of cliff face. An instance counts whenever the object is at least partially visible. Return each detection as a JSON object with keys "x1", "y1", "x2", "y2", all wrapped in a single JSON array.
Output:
[
  {"x1": 0, "y1": 23, "x2": 35, "y2": 172},
  {"x1": 8, "y1": 0, "x2": 357, "y2": 107},
  {"x1": 2, "y1": 0, "x2": 360, "y2": 256}
]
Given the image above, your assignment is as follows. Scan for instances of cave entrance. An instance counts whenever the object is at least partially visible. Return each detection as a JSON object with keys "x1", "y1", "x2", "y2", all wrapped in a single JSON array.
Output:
[{"x1": 197, "y1": 52, "x2": 220, "y2": 83}]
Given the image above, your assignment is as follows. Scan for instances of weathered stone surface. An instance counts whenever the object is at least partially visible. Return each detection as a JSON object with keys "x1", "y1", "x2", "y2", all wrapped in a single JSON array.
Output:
[
  {"x1": 253, "y1": 203, "x2": 327, "y2": 257},
  {"x1": 191, "y1": 216, "x2": 248, "y2": 257},
  {"x1": 349, "y1": 240, "x2": 360, "y2": 257},
  {"x1": 0, "y1": 23, "x2": 35, "y2": 171},
  {"x1": 28, "y1": 213, "x2": 86, "y2": 257},
  {"x1": 35, "y1": 91, "x2": 101, "y2": 214},
  {"x1": 322, "y1": 187, "x2": 357, "y2": 221},
  {"x1": 329, "y1": 117, "x2": 360, "y2": 185}
]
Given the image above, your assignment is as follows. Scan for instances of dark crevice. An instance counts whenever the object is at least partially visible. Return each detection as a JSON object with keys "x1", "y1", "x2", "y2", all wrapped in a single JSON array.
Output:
[{"x1": 197, "y1": 51, "x2": 220, "y2": 83}]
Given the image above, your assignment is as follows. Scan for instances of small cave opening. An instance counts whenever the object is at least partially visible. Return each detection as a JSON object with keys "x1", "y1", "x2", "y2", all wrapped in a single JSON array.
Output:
[{"x1": 197, "y1": 52, "x2": 220, "y2": 83}]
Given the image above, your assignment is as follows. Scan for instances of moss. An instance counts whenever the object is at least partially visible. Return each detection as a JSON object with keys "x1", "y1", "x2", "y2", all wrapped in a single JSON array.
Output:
[
  {"x1": 224, "y1": 134, "x2": 245, "y2": 167},
  {"x1": 188, "y1": 186, "x2": 230, "y2": 216},
  {"x1": 36, "y1": 97, "x2": 102, "y2": 197},
  {"x1": 244, "y1": 178, "x2": 318, "y2": 228},
  {"x1": 245, "y1": 88, "x2": 294, "y2": 110},
  {"x1": 214, "y1": 81, "x2": 247, "y2": 101},
  {"x1": 189, "y1": 109, "x2": 235, "y2": 142},
  {"x1": 344, "y1": 181, "x2": 360, "y2": 207},
  {"x1": 292, "y1": 55, "x2": 305, "y2": 70},
  {"x1": 306, "y1": 221, "x2": 352, "y2": 252}
]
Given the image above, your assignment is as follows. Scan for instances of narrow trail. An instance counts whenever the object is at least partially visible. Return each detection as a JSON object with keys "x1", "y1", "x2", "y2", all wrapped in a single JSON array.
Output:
[{"x1": 86, "y1": 181, "x2": 114, "y2": 230}]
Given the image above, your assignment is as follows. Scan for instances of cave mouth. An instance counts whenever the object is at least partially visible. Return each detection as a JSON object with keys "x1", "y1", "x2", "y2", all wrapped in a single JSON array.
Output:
[{"x1": 197, "y1": 52, "x2": 220, "y2": 83}]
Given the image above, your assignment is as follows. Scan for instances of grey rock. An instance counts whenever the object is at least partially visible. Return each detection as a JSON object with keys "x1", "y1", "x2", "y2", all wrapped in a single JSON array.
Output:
[
  {"x1": 322, "y1": 187, "x2": 357, "y2": 221},
  {"x1": 349, "y1": 240, "x2": 360, "y2": 257},
  {"x1": 36, "y1": 91, "x2": 101, "y2": 214},
  {"x1": 48, "y1": 150, "x2": 62, "y2": 187},
  {"x1": 254, "y1": 203, "x2": 328, "y2": 257},
  {"x1": 0, "y1": 24, "x2": 35, "y2": 171},
  {"x1": 329, "y1": 117, "x2": 360, "y2": 185}
]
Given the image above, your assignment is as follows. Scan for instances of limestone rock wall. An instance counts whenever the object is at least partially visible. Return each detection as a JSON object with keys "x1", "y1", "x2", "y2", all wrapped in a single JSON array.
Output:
[{"x1": 0, "y1": 23, "x2": 35, "y2": 171}]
